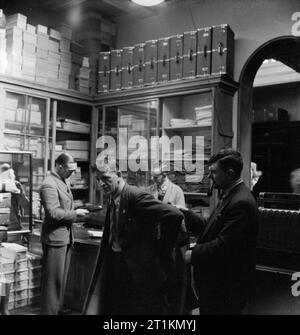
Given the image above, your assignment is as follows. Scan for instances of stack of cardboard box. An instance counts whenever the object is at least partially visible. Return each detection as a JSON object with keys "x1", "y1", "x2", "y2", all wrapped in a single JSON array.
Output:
[
  {"x1": 47, "y1": 28, "x2": 61, "y2": 87},
  {"x1": 0, "y1": 244, "x2": 42, "y2": 311},
  {"x1": 0, "y1": 24, "x2": 6, "y2": 74},
  {"x1": 57, "y1": 24, "x2": 72, "y2": 90},
  {"x1": 22, "y1": 23, "x2": 36, "y2": 81},
  {"x1": 76, "y1": 57, "x2": 91, "y2": 94},
  {"x1": 5, "y1": 14, "x2": 26, "y2": 77},
  {"x1": 35, "y1": 24, "x2": 49, "y2": 85},
  {"x1": 70, "y1": 41, "x2": 84, "y2": 90}
]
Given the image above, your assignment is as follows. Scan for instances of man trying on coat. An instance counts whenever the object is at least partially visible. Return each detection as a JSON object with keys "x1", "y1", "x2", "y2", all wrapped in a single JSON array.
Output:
[
  {"x1": 181, "y1": 148, "x2": 258, "y2": 315},
  {"x1": 83, "y1": 158, "x2": 184, "y2": 315}
]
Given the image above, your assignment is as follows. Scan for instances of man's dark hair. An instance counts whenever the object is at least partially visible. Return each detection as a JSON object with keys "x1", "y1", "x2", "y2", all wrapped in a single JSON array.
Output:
[
  {"x1": 55, "y1": 153, "x2": 72, "y2": 166},
  {"x1": 208, "y1": 148, "x2": 243, "y2": 177}
]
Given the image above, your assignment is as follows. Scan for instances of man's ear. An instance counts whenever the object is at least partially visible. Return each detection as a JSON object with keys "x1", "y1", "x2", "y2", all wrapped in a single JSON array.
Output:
[{"x1": 227, "y1": 168, "x2": 235, "y2": 178}]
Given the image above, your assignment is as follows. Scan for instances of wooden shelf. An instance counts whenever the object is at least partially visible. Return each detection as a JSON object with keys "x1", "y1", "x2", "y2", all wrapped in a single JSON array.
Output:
[
  {"x1": 163, "y1": 125, "x2": 211, "y2": 131},
  {"x1": 55, "y1": 128, "x2": 90, "y2": 135}
]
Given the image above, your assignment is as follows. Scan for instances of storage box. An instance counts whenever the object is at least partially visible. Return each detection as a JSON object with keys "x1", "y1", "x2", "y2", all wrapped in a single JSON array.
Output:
[
  {"x1": 133, "y1": 43, "x2": 145, "y2": 87},
  {"x1": 211, "y1": 24, "x2": 234, "y2": 77},
  {"x1": 48, "y1": 28, "x2": 61, "y2": 41},
  {"x1": 196, "y1": 27, "x2": 212, "y2": 77},
  {"x1": 110, "y1": 49, "x2": 122, "y2": 91},
  {"x1": 98, "y1": 51, "x2": 110, "y2": 93},
  {"x1": 6, "y1": 13, "x2": 27, "y2": 30},
  {"x1": 60, "y1": 119, "x2": 91, "y2": 134},
  {"x1": 169, "y1": 34, "x2": 183, "y2": 81},
  {"x1": 56, "y1": 24, "x2": 73, "y2": 40},
  {"x1": 36, "y1": 25, "x2": 48, "y2": 35},
  {"x1": 0, "y1": 193, "x2": 11, "y2": 208},
  {"x1": 157, "y1": 37, "x2": 170, "y2": 83},
  {"x1": 183, "y1": 31, "x2": 197, "y2": 79},
  {"x1": 121, "y1": 46, "x2": 134, "y2": 89},
  {"x1": 0, "y1": 256, "x2": 15, "y2": 272},
  {"x1": 144, "y1": 40, "x2": 157, "y2": 85},
  {"x1": 0, "y1": 243, "x2": 27, "y2": 261},
  {"x1": 15, "y1": 268, "x2": 29, "y2": 281}
]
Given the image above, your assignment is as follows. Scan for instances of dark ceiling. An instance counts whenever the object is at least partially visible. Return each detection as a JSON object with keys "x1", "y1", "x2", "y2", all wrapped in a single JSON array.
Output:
[{"x1": 1, "y1": 0, "x2": 196, "y2": 21}]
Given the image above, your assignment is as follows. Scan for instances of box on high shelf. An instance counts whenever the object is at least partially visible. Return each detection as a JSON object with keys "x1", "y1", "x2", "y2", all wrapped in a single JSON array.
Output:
[
  {"x1": 22, "y1": 30, "x2": 37, "y2": 44},
  {"x1": 169, "y1": 34, "x2": 183, "y2": 81},
  {"x1": 183, "y1": 31, "x2": 197, "y2": 79},
  {"x1": 110, "y1": 49, "x2": 122, "y2": 91},
  {"x1": 144, "y1": 40, "x2": 157, "y2": 85},
  {"x1": 98, "y1": 51, "x2": 110, "y2": 93},
  {"x1": 211, "y1": 24, "x2": 234, "y2": 78},
  {"x1": 71, "y1": 41, "x2": 85, "y2": 56},
  {"x1": 196, "y1": 27, "x2": 212, "y2": 77},
  {"x1": 60, "y1": 38, "x2": 70, "y2": 52},
  {"x1": 48, "y1": 28, "x2": 61, "y2": 41},
  {"x1": 36, "y1": 33, "x2": 49, "y2": 51},
  {"x1": 157, "y1": 37, "x2": 170, "y2": 83},
  {"x1": 6, "y1": 13, "x2": 27, "y2": 30},
  {"x1": 36, "y1": 24, "x2": 48, "y2": 35},
  {"x1": 133, "y1": 43, "x2": 145, "y2": 87},
  {"x1": 121, "y1": 46, "x2": 134, "y2": 89},
  {"x1": 48, "y1": 38, "x2": 60, "y2": 53}
]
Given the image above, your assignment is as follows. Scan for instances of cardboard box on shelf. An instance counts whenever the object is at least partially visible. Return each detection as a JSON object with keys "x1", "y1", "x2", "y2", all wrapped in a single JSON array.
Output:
[
  {"x1": 6, "y1": 13, "x2": 27, "y2": 30},
  {"x1": 36, "y1": 24, "x2": 48, "y2": 35},
  {"x1": 22, "y1": 31, "x2": 37, "y2": 44},
  {"x1": 56, "y1": 140, "x2": 89, "y2": 150},
  {"x1": 48, "y1": 39, "x2": 59, "y2": 53},
  {"x1": 0, "y1": 243, "x2": 27, "y2": 261},
  {"x1": 0, "y1": 193, "x2": 11, "y2": 208},
  {"x1": 36, "y1": 33, "x2": 49, "y2": 50},
  {"x1": 48, "y1": 28, "x2": 61, "y2": 41},
  {"x1": 60, "y1": 38, "x2": 70, "y2": 52},
  {"x1": 26, "y1": 24, "x2": 36, "y2": 35},
  {"x1": 36, "y1": 48, "x2": 48, "y2": 59}
]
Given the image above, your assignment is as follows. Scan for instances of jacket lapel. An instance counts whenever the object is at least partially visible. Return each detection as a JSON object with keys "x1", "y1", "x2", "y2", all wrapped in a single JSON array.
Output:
[
  {"x1": 200, "y1": 183, "x2": 244, "y2": 240},
  {"x1": 117, "y1": 184, "x2": 129, "y2": 235},
  {"x1": 51, "y1": 172, "x2": 73, "y2": 200}
]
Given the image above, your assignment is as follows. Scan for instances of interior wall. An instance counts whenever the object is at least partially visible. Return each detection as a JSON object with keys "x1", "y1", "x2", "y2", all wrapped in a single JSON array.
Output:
[{"x1": 116, "y1": 0, "x2": 299, "y2": 82}]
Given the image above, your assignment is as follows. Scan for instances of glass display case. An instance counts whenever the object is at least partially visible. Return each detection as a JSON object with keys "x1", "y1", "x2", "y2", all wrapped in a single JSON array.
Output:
[
  {"x1": 96, "y1": 100, "x2": 159, "y2": 204},
  {"x1": 0, "y1": 151, "x2": 33, "y2": 233},
  {"x1": 2, "y1": 90, "x2": 50, "y2": 221}
]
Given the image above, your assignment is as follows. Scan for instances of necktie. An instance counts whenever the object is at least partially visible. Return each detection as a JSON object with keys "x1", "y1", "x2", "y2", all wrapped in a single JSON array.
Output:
[{"x1": 109, "y1": 199, "x2": 118, "y2": 245}]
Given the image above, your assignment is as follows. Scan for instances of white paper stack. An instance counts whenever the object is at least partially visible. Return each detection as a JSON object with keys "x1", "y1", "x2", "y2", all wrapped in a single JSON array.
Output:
[
  {"x1": 170, "y1": 118, "x2": 195, "y2": 127},
  {"x1": 195, "y1": 105, "x2": 212, "y2": 126}
]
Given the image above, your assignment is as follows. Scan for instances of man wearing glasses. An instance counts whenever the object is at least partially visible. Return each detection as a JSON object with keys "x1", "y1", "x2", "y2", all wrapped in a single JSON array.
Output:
[{"x1": 40, "y1": 153, "x2": 89, "y2": 315}]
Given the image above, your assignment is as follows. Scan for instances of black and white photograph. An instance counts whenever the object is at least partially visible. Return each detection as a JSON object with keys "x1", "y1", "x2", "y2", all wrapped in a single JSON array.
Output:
[{"x1": 0, "y1": 0, "x2": 300, "y2": 324}]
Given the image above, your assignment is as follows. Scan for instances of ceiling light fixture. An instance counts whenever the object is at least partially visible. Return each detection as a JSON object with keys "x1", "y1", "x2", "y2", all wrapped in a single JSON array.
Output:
[{"x1": 131, "y1": 0, "x2": 165, "y2": 7}]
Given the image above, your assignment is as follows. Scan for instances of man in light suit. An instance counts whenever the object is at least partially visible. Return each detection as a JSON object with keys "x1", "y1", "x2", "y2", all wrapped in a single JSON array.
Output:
[
  {"x1": 83, "y1": 159, "x2": 184, "y2": 315},
  {"x1": 40, "y1": 153, "x2": 89, "y2": 315},
  {"x1": 180, "y1": 149, "x2": 258, "y2": 315},
  {"x1": 149, "y1": 164, "x2": 186, "y2": 207}
]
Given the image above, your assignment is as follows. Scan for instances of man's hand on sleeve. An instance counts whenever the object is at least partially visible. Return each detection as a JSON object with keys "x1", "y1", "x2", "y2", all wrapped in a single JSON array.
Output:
[{"x1": 75, "y1": 208, "x2": 89, "y2": 216}]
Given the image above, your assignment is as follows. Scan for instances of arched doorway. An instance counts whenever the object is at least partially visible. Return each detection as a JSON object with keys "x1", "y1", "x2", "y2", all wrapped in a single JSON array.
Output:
[{"x1": 237, "y1": 36, "x2": 300, "y2": 186}]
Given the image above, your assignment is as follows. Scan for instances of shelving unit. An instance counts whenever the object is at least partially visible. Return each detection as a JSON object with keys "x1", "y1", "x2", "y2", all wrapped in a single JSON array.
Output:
[
  {"x1": 0, "y1": 77, "x2": 94, "y2": 225},
  {"x1": 94, "y1": 75, "x2": 238, "y2": 210}
]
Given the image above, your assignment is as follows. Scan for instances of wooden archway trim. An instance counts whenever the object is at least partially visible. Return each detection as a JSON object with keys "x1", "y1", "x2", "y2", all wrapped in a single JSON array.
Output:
[{"x1": 237, "y1": 36, "x2": 300, "y2": 186}]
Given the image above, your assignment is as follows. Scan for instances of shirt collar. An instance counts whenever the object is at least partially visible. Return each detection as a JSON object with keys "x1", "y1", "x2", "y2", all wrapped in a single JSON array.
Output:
[{"x1": 222, "y1": 178, "x2": 243, "y2": 199}]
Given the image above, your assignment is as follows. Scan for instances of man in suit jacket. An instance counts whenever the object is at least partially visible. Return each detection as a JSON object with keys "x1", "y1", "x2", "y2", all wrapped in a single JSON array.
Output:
[
  {"x1": 40, "y1": 153, "x2": 89, "y2": 315},
  {"x1": 83, "y1": 159, "x2": 184, "y2": 315},
  {"x1": 181, "y1": 149, "x2": 258, "y2": 315}
]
